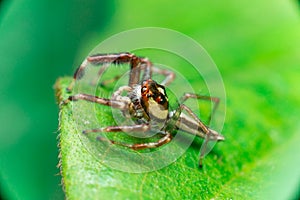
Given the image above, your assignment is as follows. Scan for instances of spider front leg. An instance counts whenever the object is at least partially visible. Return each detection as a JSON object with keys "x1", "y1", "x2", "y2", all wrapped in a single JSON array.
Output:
[
  {"x1": 61, "y1": 93, "x2": 128, "y2": 110},
  {"x1": 83, "y1": 124, "x2": 150, "y2": 134},
  {"x1": 180, "y1": 93, "x2": 220, "y2": 125},
  {"x1": 83, "y1": 121, "x2": 172, "y2": 150},
  {"x1": 67, "y1": 52, "x2": 152, "y2": 92},
  {"x1": 97, "y1": 131, "x2": 172, "y2": 150},
  {"x1": 175, "y1": 104, "x2": 224, "y2": 167},
  {"x1": 151, "y1": 66, "x2": 176, "y2": 86},
  {"x1": 111, "y1": 86, "x2": 132, "y2": 102}
]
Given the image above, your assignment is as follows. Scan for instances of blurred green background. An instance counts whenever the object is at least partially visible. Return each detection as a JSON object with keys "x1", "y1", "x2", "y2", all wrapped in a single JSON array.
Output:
[{"x1": 0, "y1": 0, "x2": 300, "y2": 199}]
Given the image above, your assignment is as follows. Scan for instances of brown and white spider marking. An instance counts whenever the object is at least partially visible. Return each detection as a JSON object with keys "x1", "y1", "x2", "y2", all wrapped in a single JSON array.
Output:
[{"x1": 63, "y1": 52, "x2": 224, "y2": 167}]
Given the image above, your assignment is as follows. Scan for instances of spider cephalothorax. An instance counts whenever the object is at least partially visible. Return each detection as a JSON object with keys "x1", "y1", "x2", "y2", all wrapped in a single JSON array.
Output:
[
  {"x1": 63, "y1": 52, "x2": 224, "y2": 167},
  {"x1": 140, "y1": 79, "x2": 169, "y2": 122}
]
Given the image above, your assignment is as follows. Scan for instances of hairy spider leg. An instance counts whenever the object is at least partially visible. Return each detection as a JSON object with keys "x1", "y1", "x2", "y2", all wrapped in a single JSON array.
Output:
[
  {"x1": 175, "y1": 104, "x2": 224, "y2": 168},
  {"x1": 67, "y1": 52, "x2": 177, "y2": 92},
  {"x1": 80, "y1": 111, "x2": 174, "y2": 151},
  {"x1": 111, "y1": 85, "x2": 132, "y2": 101},
  {"x1": 97, "y1": 63, "x2": 176, "y2": 87},
  {"x1": 61, "y1": 89, "x2": 155, "y2": 136},
  {"x1": 180, "y1": 93, "x2": 220, "y2": 125},
  {"x1": 61, "y1": 93, "x2": 128, "y2": 110},
  {"x1": 83, "y1": 123, "x2": 151, "y2": 135},
  {"x1": 97, "y1": 132, "x2": 172, "y2": 150},
  {"x1": 67, "y1": 53, "x2": 152, "y2": 91},
  {"x1": 151, "y1": 66, "x2": 176, "y2": 86}
]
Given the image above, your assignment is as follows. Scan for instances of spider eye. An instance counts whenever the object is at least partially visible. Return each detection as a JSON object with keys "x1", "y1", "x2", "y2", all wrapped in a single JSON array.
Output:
[
  {"x1": 156, "y1": 95, "x2": 165, "y2": 104},
  {"x1": 142, "y1": 86, "x2": 147, "y2": 92}
]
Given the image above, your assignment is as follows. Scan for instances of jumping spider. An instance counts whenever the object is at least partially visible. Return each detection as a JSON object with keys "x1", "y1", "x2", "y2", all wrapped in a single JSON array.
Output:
[{"x1": 63, "y1": 52, "x2": 224, "y2": 167}]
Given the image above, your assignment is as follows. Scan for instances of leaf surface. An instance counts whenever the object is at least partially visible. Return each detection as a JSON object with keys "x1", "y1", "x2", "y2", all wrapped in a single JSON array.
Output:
[{"x1": 55, "y1": 0, "x2": 300, "y2": 199}]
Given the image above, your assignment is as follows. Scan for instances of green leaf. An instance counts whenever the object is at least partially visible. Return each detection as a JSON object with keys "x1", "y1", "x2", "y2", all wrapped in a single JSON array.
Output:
[
  {"x1": 55, "y1": 64, "x2": 300, "y2": 199},
  {"x1": 55, "y1": 1, "x2": 300, "y2": 199}
]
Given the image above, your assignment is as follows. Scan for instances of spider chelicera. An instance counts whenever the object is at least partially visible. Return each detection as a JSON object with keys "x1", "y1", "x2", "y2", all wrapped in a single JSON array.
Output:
[{"x1": 63, "y1": 52, "x2": 224, "y2": 167}]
